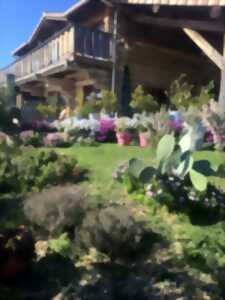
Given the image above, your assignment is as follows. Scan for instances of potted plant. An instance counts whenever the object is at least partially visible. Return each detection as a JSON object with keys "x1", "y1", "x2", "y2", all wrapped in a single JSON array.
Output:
[
  {"x1": 115, "y1": 117, "x2": 134, "y2": 146},
  {"x1": 130, "y1": 85, "x2": 158, "y2": 114},
  {"x1": 100, "y1": 90, "x2": 119, "y2": 118},
  {"x1": 137, "y1": 119, "x2": 151, "y2": 148}
]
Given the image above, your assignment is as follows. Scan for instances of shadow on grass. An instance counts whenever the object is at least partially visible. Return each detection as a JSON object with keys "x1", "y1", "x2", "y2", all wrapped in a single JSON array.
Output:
[{"x1": 0, "y1": 249, "x2": 221, "y2": 300}]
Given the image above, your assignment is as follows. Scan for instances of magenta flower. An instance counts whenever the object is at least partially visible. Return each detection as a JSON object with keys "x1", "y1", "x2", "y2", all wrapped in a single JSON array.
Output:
[{"x1": 96, "y1": 119, "x2": 116, "y2": 142}]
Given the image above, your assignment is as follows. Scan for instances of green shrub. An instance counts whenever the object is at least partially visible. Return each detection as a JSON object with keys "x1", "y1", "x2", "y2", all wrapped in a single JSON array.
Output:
[
  {"x1": 24, "y1": 185, "x2": 88, "y2": 236},
  {"x1": 101, "y1": 90, "x2": 119, "y2": 114},
  {"x1": 166, "y1": 74, "x2": 214, "y2": 109},
  {"x1": 77, "y1": 100, "x2": 101, "y2": 118},
  {"x1": 75, "y1": 202, "x2": 160, "y2": 261},
  {"x1": 0, "y1": 145, "x2": 82, "y2": 196},
  {"x1": 130, "y1": 85, "x2": 158, "y2": 113},
  {"x1": 48, "y1": 233, "x2": 72, "y2": 257},
  {"x1": 37, "y1": 104, "x2": 56, "y2": 119},
  {"x1": 114, "y1": 133, "x2": 225, "y2": 220}
]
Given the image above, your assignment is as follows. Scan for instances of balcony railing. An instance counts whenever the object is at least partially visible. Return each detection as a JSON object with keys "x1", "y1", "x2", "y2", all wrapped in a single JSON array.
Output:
[{"x1": 0, "y1": 24, "x2": 113, "y2": 85}]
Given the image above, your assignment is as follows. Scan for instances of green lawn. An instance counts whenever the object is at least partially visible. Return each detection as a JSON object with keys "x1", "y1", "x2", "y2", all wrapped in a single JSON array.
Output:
[
  {"x1": 58, "y1": 144, "x2": 155, "y2": 198},
  {"x1": 57, "y1": 144, "x2": 225, "y2": 196}
]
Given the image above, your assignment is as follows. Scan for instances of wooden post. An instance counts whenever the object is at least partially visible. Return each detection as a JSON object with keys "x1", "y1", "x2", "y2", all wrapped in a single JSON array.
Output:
[
  {"x1": 16, "y1": 94, "x2": 24, "y2": 108},
  {"x1": 183, "y1": 28, "x2": 225, "y2": 111},
  {"x1": 219, "y1": 34, "x2": 225, "y2": 112}
]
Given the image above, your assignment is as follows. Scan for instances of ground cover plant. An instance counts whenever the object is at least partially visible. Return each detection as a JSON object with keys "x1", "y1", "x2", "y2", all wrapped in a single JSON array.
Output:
[{"x1": 0, "y1": 141, "x2": 225, "y2": 299}]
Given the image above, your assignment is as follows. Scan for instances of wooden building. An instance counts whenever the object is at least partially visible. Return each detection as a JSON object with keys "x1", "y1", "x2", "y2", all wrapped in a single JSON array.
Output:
[{"x1": 1, "y1": 0, "x2": 225, "y2": 110}]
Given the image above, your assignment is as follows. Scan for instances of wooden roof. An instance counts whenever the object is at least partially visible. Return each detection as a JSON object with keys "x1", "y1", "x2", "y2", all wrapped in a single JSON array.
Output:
[{"x1": 112, "y1": 0, "x2": 225, "y2": 6}]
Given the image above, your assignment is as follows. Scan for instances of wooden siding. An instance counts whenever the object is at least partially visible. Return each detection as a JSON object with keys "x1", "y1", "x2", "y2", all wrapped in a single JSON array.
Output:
[{"x1": 0, "y1": 24, "x2": 113, "y2": 85}]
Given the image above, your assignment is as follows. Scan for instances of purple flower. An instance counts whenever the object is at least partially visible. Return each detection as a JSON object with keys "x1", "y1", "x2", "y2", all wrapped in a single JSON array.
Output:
[
  {"x1": 96, "y1": 119, "x2": 116, "y2": 142},
  {"x1": 44, "y1": 133, "x2": 67, "y2": 147},
  {"x1": 168, "y1": 120, "x2": 182, "y2": 132}
]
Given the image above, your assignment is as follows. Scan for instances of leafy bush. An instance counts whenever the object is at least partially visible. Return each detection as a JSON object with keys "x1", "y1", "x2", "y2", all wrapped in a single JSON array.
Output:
[
  {"x1": 201, "y1": 101, "x2": 225, "y2": 151},
  {"x1": 37, "y1": 103, "x2": 56, "y2": 119},
  {"x1": 130, "y1": 85, "x2": 158, "y2": 113},
  {"x1": 19, "y1": 130, "x2": 43, "y2": 147},
  {"x1": 43, "y1": 132, "x2": 72, "y2": 147},
  {"x1": 115, "y1": 117, "x2": 137, "y2": 133},
  {"x1": 24, "y1": 185, "x2": 88, "y2": 236},
  {"x1": 166, "y1": 74, "x2": 214, "y2": 109},
  {"x1": 0, "y1": 145, "x2": 82, "y2": 196},
  {"x1": 114, "y1": 133, "x2": 225, "y2": 219},
  {"x1": 101, "y1": 90, "x2": 119, "y2": 114},
  {"x1": 48, "y1": 233, "x2": 72, "y2": 257},
  {"x1": 77, "y1": 101, "x2": 101, "y2": 118},
  {"x1": 75, "y1": 202, "x2": 160, "y2": 261}
]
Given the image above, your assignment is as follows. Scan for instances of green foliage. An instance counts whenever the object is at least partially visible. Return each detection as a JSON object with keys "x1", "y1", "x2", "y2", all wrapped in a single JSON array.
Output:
[
  {"x1": 101, "y1": 90, "x2": 118, "y2": 114},
  {"x1": 166, "y1": 74, "x2": 193, "y2": 109},
  {"x1": 115, "y1": 132, "x2": 225, "y2": 196},
  {"x1": 166, "y1": 74, "x2": 214, "y2": 109},
  {"x1": 48, "y1": 233, "x2": 72, "y2": 257},
  {"x1": 147, "y1": 107, "x2": 172, "y2": 143},
  {"x1": 37, "y1": 94, "x2": 59, "y2": 119},
  {"x1": 37, "y1": 103, "x2": 56, "y2": 119},
  {"x1": 130, "y1": 85, "x2": 158, "y2": 113},
  {"x1": 197, "y1": 81, "x2": 214, "y2": 107},
  {"x1": 24, "y1": 185, "x2": 88, "y2": 236},
  {"x1": 0, "y1": 87, "x2": 18, "y2": 132},
  {"x1": 156, "y1": 134, "x2": 176, "y2": 163},
  {"x1": 76, "y1": 202, "x2": 159, "y2": 261},
  {"x1": 0, "y1": 145, "x2": 81, "y2": 197},
  {"x1": 77, "y1": 100, "x2": 101, "y2": 118}
]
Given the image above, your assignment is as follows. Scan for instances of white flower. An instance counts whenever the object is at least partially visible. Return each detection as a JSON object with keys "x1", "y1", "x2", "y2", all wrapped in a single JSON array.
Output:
[{"x1": 12, "y1": 118, "x2": 19, "y2": 125}]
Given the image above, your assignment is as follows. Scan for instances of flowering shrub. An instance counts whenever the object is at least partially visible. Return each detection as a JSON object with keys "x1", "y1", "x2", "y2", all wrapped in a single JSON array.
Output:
[
  {"x1": 20, "y1": 130, "x2": 42, "y2": 147},
  {"x1": 115, "y1": 117, "x2": 138, "y2": 133},
  {"x1": 43, "y1": 132, "x2": 71, "y2": 147},
  {"x1": 96, "y1": 119, "x2": 116, "y2": 142},
  {"x1": 0, "y1": 132, "x2": 13, "y2": 146},
  {"x1": 201, "y1": 104, "x2": 225, "y2": 150},
  {"x1": 0, "y1": 145, "x2": 82, "y2": 196}
]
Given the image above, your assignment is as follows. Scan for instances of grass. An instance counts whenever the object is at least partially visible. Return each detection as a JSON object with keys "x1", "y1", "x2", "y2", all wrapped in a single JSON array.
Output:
[
  {"x1": 57, "y1": 144, "x2": 225, "y2": 196},
  {"x1": 58, "y1": 143, "x2": 155, "y2": 197}
]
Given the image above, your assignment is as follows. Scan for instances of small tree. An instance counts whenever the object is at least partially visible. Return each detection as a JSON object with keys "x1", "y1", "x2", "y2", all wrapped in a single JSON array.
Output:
[
  {"x1": 166, "y1": 74, "x2": 214, "y2": 109},
  {"x1": 37, "y1": 95, "x2": 58, "y2": 119},
  {"x1": 130, "y1": 85, "x2": 158, "y2": 113},
  {"x1": 101, "y1": 90, "x2": 119, "y2": 114}
]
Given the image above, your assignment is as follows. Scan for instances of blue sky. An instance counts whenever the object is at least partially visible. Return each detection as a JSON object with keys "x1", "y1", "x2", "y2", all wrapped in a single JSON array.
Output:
[{"x1": 0, "y1": 0, "x2": 77, "y2": 68}]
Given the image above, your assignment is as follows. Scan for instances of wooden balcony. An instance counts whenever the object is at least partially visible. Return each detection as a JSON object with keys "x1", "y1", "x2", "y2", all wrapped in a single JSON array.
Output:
[{"x1": 0, "y1": 24, "x2": 113, "y2": 85}]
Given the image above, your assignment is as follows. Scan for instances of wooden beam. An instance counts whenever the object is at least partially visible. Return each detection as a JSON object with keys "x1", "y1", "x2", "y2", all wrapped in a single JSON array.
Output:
[
  {"x1": 133, "y1": 14, "x2": 225, "y2": 33},
  {"x1": 183, "y1": 28, "x2": 225, "y2": 70}
]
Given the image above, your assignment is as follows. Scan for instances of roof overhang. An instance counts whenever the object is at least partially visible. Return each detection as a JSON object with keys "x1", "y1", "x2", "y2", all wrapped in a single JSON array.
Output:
[
  {"x1": 12, "y1": 0, "x2": 94, "y2": 57},
  {"x1": 12, "y1": 12, "x2": 67, "y2": 56},
  {"x1": 111, "y1": 0, "x2": 225, "y2": 6}
]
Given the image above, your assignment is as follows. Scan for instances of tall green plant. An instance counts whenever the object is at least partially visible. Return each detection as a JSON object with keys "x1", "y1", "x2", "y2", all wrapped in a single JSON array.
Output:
[
  {"x1": 166, "y1": 74, "x2": 214, "y2": 109},
  {"x1": 101, "y1": 90, "x2": 118, "y2": 114},
  {"x1": 130, "y1": 85, "x2": 158, "y2": 113},
  {"x1": 125, "y1": 132, "x2": 221, "y2": 192}
]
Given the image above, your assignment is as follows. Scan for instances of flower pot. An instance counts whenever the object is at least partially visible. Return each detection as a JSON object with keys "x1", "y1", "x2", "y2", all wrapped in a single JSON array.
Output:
[
  {"x1": 139, "y1": 132, "x2": 150, "y2": 148},
  {"x1": 116, "y1": 132, "x2": 132, "y2": 146}
]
